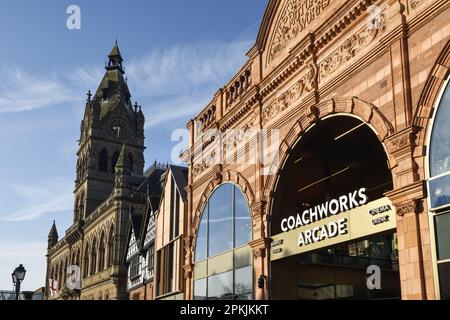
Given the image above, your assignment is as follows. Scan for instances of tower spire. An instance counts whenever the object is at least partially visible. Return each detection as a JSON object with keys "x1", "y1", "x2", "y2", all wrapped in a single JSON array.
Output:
[
  {"x1": 106, "y1": 41, "x2": 124, "y2": 74},
  {"x1": 48, "y1": 221, "x2": 59, "y2": 250}
]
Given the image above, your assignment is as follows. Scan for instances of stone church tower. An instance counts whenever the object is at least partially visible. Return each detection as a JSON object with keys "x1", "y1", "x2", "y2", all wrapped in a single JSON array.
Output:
[
  {"x1": 46, "y1": 43, "x2": 147, "y2": 300},
  {"x1": 74, "y1": 42, "x2": 145, "y2": 221}
]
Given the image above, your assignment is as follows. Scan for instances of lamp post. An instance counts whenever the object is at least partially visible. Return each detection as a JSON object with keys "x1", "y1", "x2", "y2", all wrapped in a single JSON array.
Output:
[{"x1": 11, "y1": 264, "x2": 26, "y2": 300}]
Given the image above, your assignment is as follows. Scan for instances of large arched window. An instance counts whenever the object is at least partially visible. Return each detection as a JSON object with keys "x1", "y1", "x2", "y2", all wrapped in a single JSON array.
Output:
[
  {"x1": 111, "y1": 151, "x2": 120, "y2": 173},
  {"x1": 428, "y1": 80, "x2": 450, "y2": 300},
  {"x1": 194, "y1": 183, "x2": 253, "y2": 300},
  {"x1": 98, "y1": 148, "x2": 108, "y2": 172},
  {"x1": 128, "y1": 153, "x2": 134, "y2": 172}
]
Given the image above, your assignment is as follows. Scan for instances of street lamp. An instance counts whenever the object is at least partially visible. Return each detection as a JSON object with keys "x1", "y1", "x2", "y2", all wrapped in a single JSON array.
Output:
[{"x1": 12, "y1": 264, "x2": 26, "y2": 300}]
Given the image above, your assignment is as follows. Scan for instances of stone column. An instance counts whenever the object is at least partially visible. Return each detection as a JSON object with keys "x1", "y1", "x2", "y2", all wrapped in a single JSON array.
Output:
[
  {"x1": 386, "y1": 126, "x2": 435, "y2": 299},
  {"x1": 250, "y1": 201, "x2": 271, "y2": 300}
]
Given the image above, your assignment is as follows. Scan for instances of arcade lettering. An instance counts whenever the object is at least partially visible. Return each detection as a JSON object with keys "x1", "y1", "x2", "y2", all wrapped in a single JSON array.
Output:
[
  {"x1": 281, "y1": 188, "x2": 367, "y2": 248},
  {"x1": 281, "y1": 188, "x2": 368, "y2": 232},
  {"x1": 297, "y1": 217, "x2": 348, "y2": 247}
]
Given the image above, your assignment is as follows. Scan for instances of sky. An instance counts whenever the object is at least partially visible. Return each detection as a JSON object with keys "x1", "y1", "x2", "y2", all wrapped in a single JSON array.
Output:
[{"x1": 0, "y1": 0, "x2": 267, "y2": 291}]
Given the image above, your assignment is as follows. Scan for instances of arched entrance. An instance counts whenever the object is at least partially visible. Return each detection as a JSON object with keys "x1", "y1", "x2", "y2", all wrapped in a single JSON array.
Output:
[{"x1": 269, "y1": 115, "x2": 401, "y2": 300}]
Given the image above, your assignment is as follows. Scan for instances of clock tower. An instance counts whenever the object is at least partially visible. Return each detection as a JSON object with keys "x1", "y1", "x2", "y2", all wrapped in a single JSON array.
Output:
[{"x1": 73, "y1": 42, "x2": 145, "y2": 223}]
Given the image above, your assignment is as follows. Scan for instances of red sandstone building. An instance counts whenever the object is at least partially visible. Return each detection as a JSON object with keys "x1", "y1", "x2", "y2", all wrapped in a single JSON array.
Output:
[{"x1": 181, "y1": 0, "x2": 450, "y2": 300}]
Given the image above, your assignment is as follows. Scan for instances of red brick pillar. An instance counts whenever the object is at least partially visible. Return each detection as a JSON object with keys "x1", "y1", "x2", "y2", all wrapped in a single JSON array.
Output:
[
  {"x1": 386, "y1": 127, "x2": 435, "y2": 299},
  {"x1": 250, "y1": 201, "x2": 271, "y2": 300}
]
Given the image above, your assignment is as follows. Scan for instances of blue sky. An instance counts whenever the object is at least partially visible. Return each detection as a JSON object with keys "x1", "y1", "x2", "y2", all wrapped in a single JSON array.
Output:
[{"x1": 0, "y1": 0, "x2": 267, "y2": 291}]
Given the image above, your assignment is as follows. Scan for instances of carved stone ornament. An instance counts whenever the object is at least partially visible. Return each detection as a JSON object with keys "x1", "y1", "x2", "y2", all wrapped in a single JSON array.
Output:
[
  {"x1": 320, "y1": 14, "x2": 386, "y2": 80},
  {"x1": 269, "y1": 0, "x2": 331, "y2": 62},
  {"x1": 262, "y1": 63, "x2": 317, "y2": 124},
  {"x1": 396, "y1": 199, "x2": 422, "y2": 216}
]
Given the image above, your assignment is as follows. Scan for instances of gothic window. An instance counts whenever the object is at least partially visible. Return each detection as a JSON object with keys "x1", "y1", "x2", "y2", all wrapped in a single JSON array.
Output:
[
  {"x1": 79, "y1": 193, "x2": 85, "y2": 220},
  {"x1": 98, "y1": 232, "x2": 106, "y2": 271},
  {"x1": 108, "y1": 225, "x2": 114, "y2": 267},
  {"x1": 128, "y1": 153, "x2": 134, "y2": 172},
  {"x1": 76, "y1": 159, "x2": 81, "y2": 181},
  {"x1": 83, "y1": 246, "x2": 90, "y2": 278},
  {"x1": 112, "y1": 150, "x2": 120, "y2": 173},
  {"x1": 58, "y1": 262, "x2": 62, "y2": 285},
  {"x1": 99, "y1": 148, "x2": 108, "y2": 172},
  {"x1": 91, "y1": 238, "x2": 97, "y2": 275},
  {"x1": 62, "y1": 258, "x2": 67, "y2": 288},
  {"x1": 74, "y1": 196, "x2": 79, "y2": 222},
  {"x1": 194, "y1": 183, "x2": 253, "y2": 300}
]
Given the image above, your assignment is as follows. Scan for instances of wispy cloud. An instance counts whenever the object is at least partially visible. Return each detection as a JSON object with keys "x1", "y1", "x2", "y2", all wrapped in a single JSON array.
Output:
[
  {"x1": 144, "y1": 93, "x2": 211, "y2": 129},
  {"x1": 1, "y1": 178, "x2": 73, "y2": 221},
  {"x1": 0, "y1": 66, "x2": 76, "y2": 113},
  {"x1": 127, "y1": 40, "x2": 252, "y2": 97},
  {"x1": 0, "y1": 38, "x2": 252, "y2": 127},
  {"x1": 65, "y1": 67, "x2": 104, "y2": 91}
]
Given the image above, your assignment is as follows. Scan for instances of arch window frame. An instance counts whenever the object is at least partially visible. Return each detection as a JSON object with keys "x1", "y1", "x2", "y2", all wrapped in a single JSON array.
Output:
[
  {"x1": 426, "y1": 76, "x2": 450, "y2": 300},
  {"x1": 98, "y1": 148, "x2": 109, "y2": 172},
  {"x1": 193, "y1": 183, "x2": 253, "y2": 300}
]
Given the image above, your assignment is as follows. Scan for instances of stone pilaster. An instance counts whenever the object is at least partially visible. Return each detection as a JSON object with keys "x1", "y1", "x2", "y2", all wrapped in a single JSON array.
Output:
[
  {"x1": 250, "y1": 201, "x2": 271, "y2": 300},
  {"x1": 386, "y1": 126, "x2": 434, "y2": 299}
]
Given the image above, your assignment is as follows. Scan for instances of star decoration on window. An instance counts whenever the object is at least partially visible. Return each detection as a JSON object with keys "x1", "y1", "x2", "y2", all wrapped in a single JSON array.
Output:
[{"x1": 435, "y1": 187, "x2": 443, "y2": 197}]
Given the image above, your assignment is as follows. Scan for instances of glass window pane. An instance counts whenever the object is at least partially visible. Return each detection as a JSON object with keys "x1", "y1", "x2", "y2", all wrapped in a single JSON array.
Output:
[
  {"x1": 438, "y1": 262, "x2": 450, "y2": 300},
  {"x1": 234, "y1": 266, "x2": 253, "y2": 300},
  {"x1": 435, "y1": 212, "x2": 450, "y2": 261},
  {"x1": 208, "y1": 184, "x2": 233, "y2": 257},
  {"x1": 195, "y1": 209, "x2": 208, "y2": 262},
  {"x1": 234, "y1": 187, "x2": 252, "y2": 247},
  {"x1": 207, "y1": 271, "x2": 233, "y2": 300},
  {"x1": 429, "y1": 174, "x2": 450, "y2": 209},
  {"x1": 194, "y1": 278, "x2": 207, "y2": 300},
  {"x1": 430, "y1": 84, "x2": 450, "y2": 177}
]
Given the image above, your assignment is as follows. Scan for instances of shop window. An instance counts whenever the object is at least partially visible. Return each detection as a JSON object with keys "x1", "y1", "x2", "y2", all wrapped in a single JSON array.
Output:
[
  {"x1": 435, "y1": 212, "x2": 450, "y2": 261},
  {"x1": 438, "y1": 262, "x2": 450, "y2": 300},
  {"x1": 234, "y1": 266, "x2": 253, "y2": 299},
  {"x1": 194, "y1": 183, "x2": 253, "y2": 300},
  {"x1": 194, "y1": 278, "x2": 207, "y2": 300},
  {"x1": 207, "y1": 270, "x2": 233, "y2": 300}
]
